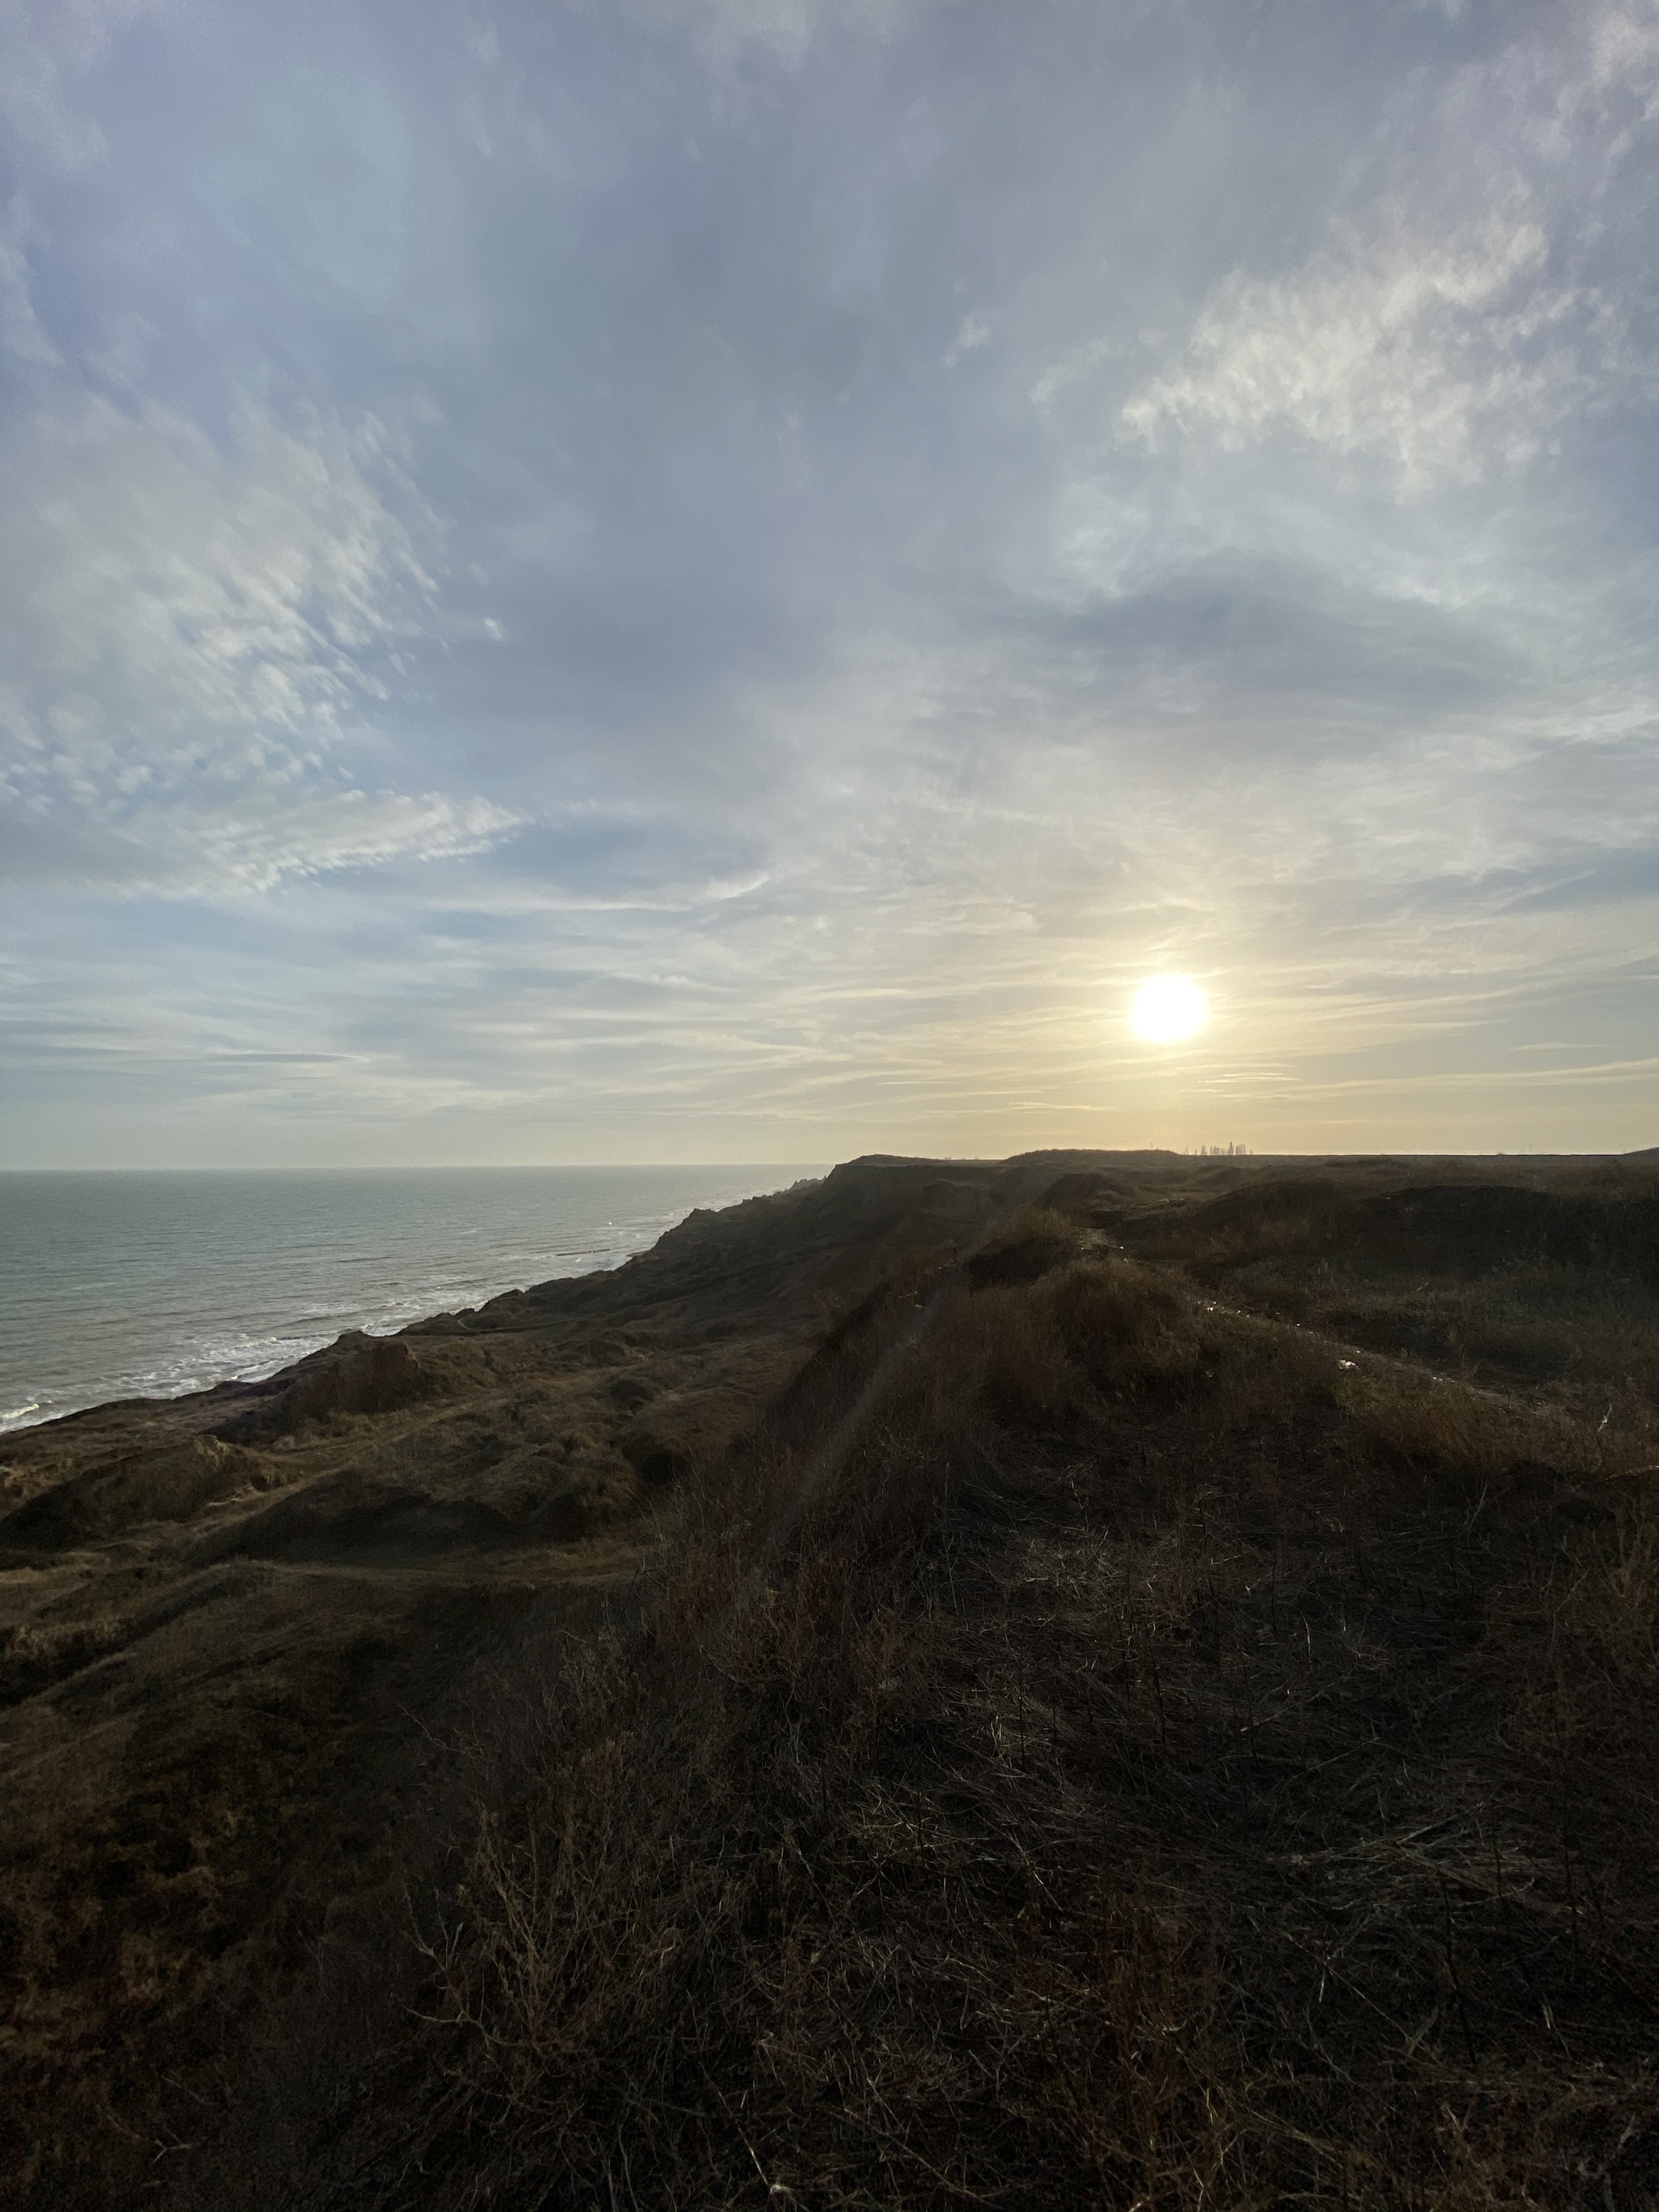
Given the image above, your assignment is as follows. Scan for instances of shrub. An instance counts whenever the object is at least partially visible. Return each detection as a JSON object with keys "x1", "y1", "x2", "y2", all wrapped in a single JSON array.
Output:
[{"x1": 1044, "y1": 1259, "x2": 1203, "y2": 1400}]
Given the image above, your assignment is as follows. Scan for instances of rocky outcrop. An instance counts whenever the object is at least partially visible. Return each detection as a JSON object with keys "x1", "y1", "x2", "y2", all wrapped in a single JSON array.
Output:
[{"x1": 215, "y1": 1332, "x2": 441, "y2": 1440}]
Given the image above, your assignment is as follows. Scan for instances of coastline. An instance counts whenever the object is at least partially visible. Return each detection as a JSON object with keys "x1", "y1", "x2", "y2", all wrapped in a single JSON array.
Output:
[
  {"x1": 0, "y1": 1162, "x2": 827, "y2": 1437},
  {"x1": 2, "y1": 1148, "x2": 1657, "y2": 2207}
]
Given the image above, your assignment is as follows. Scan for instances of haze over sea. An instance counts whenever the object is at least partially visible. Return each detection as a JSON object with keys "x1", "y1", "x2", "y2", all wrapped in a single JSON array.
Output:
[{"x1": 0, "y1": 1167, "x2": 821, "y2": 1436}]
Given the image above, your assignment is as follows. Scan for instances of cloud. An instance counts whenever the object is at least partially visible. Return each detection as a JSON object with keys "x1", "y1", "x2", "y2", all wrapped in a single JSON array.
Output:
[
  {"x1": 943, "y1": 312, "x2": 990, "y2": 369},
  {"x1": 16, "y1": 788, "x2": 525, "y2": 896},
  {"x1": 2, "y1": 395, "x2": 433, "y2": 772},
  {"x1": 0, "y1": 383, "x2": 535, "y2": 898},
  {"x1": 0, "y1": 193, "x2": 61, "y2": 364},
  {"x1": 621, "y1": 0, "x2": 913, "y2": 74},
  {"x1": 1117, "y1": 199, "x2": 1584, "y2": 490},
  {"x1": 1565, "y1": 2, "x2": 1659, "y2": 130},
  {"x1": 0, "y1": 0, "x2": 164, "y2": 173},
  {"x1": 0, "y1": 391, "x2": 506, "y2": 881},
  {"x1": 1108, "y1": 4, "x2": 1659, "y2": 493},
  {"x1": 169, "y1": 787, "x2": 522, "y2": 894}
]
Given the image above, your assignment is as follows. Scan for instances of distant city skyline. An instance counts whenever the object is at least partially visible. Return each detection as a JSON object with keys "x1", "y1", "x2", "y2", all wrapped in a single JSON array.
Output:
[{"x1": 2, "y1": 0, "x2": 1656, "y2": 1167}]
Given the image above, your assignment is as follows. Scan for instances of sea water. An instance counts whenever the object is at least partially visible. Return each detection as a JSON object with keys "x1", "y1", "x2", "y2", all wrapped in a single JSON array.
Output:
[{"x1": 0, "y1": 1166, "x2": 822, "y2": 1435}]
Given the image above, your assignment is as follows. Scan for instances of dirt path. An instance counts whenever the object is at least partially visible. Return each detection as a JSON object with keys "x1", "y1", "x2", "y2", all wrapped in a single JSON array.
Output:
[{"x1": 244, "y1": 1532, "x2": 661, "y2": 1589}]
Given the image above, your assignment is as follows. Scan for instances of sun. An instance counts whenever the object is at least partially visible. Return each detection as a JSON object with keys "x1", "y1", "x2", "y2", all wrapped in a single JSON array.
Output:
[{"x1": 1129, "y1": 974, "x2": 1208, "y2": 1043}]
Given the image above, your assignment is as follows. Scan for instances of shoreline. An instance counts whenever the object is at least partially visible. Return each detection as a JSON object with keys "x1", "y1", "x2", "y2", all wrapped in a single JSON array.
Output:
[
  {"x1": 0, "y1": 1162, "x2": 829, "y2": 1439},
  {"x1": 3, "y1": 1148, "x2": 1657, "y2": 2207}
]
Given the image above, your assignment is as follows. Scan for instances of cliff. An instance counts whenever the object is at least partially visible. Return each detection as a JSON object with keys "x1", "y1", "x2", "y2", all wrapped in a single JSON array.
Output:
[{"x1": 2, "y1": 1149, "x2": 1657, "y2": 2210}]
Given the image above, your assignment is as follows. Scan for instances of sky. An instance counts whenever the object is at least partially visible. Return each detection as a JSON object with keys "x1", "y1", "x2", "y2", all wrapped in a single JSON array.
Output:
[{"x1": 2, "y1": 0, "x2": 1656, "y2": 1169}]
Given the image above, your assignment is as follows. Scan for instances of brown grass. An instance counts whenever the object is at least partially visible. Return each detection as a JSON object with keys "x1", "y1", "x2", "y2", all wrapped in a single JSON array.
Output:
[
  {"x1": 172, "y1": 1247, "x2": 1653, "y2": 2211},
  {"x1": 14, "y1": 1162, "x2": 1659, "y2": 2210},
  {"x1": 1337, "y1": 1366, "x2": 1618, "y2": 1481},
  {"x1": 1124, "y1": 1161, "x2": 1659, "y2": 1458}
]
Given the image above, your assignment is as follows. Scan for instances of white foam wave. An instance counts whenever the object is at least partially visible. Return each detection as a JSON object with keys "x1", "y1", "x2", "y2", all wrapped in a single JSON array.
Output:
[
  {"x1": 0, "y1": 1166, "x2": 821, "y2": 1439},
  {"x1": 0, "y1": 1244, "x2": 638, "y2": 1434}
]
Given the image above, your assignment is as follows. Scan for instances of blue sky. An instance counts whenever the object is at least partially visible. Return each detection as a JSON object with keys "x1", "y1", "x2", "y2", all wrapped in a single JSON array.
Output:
[{"x1": 2, "y1": 0, "x2": 1656, "y2": 1166}]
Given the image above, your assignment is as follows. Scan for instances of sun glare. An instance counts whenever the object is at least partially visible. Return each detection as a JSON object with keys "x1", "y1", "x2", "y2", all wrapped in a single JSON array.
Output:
[{"x1": 1129, "y1": 974, "x2": 1208, "y2": 1043}]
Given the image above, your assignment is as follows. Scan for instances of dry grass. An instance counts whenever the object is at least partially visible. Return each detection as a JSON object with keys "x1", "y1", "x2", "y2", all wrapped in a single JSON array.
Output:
[
  {"x1": 1337, "y1": 1366, "x2": 1619, "y2": 1481},
  {"x1": 201, "y1": 1248, "x2": 1656, "y2": 2211},
  {"x1": 1124, "y1": 1162, "x2": 1659, "y2": 1458},
  {"x1": 14, "y1": 1161, "x2": 1659, "y2": 2210}
]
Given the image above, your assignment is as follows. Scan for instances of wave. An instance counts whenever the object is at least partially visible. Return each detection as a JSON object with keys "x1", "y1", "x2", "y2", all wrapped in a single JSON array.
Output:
[{"x1": 0, "y1": 1165, "x2": 821, "y2": 1439}]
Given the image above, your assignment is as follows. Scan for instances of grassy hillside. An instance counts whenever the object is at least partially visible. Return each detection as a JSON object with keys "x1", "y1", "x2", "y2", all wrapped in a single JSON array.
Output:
[{"x1": 3, "y1": 1153, "x2": 1657, "y2": 2208}]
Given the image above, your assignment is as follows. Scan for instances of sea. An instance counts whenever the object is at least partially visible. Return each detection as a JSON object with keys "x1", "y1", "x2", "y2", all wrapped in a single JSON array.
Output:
[{"x1": 0, "y1": 1166, "x2": 825, "y2": 1437}]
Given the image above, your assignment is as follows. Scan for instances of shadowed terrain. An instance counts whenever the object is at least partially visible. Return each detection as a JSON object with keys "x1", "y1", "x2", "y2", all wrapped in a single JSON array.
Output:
[{"x1": 2, "y1": 1150, "x2": 1657, "y2": 2208}]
